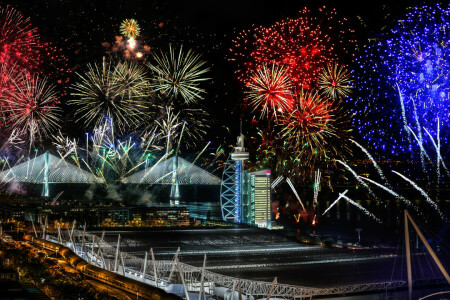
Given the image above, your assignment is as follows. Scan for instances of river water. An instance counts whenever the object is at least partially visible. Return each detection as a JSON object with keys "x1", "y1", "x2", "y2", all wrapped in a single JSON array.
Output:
[{"x1": 91, "y1": 227, "x2": 450, "y2": 288}]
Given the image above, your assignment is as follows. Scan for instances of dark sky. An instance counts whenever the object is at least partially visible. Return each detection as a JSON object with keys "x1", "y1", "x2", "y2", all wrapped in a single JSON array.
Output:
[
  {"x1": 171, "y1": 0, "x2": 423, "y2": 33},
  {"x1": 2, "y1": 0, "x2": 444, "y2": 149}
]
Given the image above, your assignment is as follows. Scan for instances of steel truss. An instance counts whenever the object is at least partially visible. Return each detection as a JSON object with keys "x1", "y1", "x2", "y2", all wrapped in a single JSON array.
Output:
[{"x1": 220, "y1": 156, "x2": 240, "y2": 222}]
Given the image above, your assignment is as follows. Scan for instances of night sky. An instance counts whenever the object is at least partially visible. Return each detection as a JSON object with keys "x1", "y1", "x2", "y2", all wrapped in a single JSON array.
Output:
[
  {"x1": 7, "y1": 0, "x2": 429, "y2": 145},
  {"x1": 2, "y1": 0, "x2": 448, "y2": 171},
  {"x1": 1, "y1": 0, "x2": 449, "y2": 224}
]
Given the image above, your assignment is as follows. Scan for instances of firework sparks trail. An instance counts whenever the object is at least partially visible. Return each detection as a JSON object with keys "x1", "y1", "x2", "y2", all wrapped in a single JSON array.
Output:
[
  {"x1": 0, "y1": 130, "x2": 25, "y2": 153},
  {"x1": 155, "y1": 107, "x2": 183, "y2": 154},
  {"x1": 406, "y1": 126, "x2": 431, "y2": 162},
  {"x1": 139, "y1": 152, "x2": 171, "y2": 184},
  {"x1": 205, "y1": 145, "x2": 225, "y2": 171},
  {"x1": 322, "y1": 189, "x2": 348, "y2": 216},
  {"x1": 335, "y1": 159, "x2": 380, "y2": 202},
  {"x1": 340, "y1": 193, "x2": 382, "y2": 223},
  {"x1": 396, "y1": 83, "x2": 410, "y2": 142},
  {"x1": 188, "y1": 141, "x2": 211, "y2": 169},
  {"x1": 392, "y1": 170, "x2": 444, "y2": 219},
  {"x1": 423, "y1": 125, "x2": 441, "y2": 196},
  {"x1": 358, "y1": 176, "x2": 415, "y2": 209},
  {"x1": 26, "y1": 150, "x2": 38, "y2": 180},
  {"x1": 350, "y1": 139, "x2": 388, "y2": 184},
  {"x1": 271, "y1": 176, "x2": 284, "y2": 189},
  {"x1": 286, "y1": 177, "x2": 305, "y2": 211},
  {"x1": 313, "y1": 169, "x2": 321, "y2": 205},
  {"x1": 411, "y1": 96, "x2": 428, "y2": 177},
  {"x1": 175, "y1": 122, "x2": 186, "y2": 154},
  {"x1": 423, "y1": 124, "x2": 450, "y2": 178},
  {"x1": 177, "y1": 141, "x2": 217, "y2": 182},
  {"x1": 436, "y1": 120, "x2": 442, "y2": 201},
  {"x1": 311, "y1": 169, "x2": 321, "y2": 224},
  {"x1": 124, "y1": 129, "x2": 164, "y2": 176},
  {"x1": 0, "y1": 155, "x2": 25, "y2": 185}
]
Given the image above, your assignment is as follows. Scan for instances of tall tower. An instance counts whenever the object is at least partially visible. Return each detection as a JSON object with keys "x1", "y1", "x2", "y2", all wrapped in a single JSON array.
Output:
[
  {"x1": 230, "y1": 131, "x2": 249, "y2": 223},
  {"x1": 220, "y1": 123, "x2": 251, "y2": 223},
  {"x1": 170, "y1": 155, "x2": 180, "y2": 207}
]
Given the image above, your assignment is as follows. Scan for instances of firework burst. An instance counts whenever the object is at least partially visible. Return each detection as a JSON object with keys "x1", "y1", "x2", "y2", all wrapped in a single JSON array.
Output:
[
  {"x1": 0, "y1": 5, "x2": 39, "y2": 70},
  {"x1": 148, "y1": 46, "x2": 210, "y2": 104},
  {"x1": 231, "y1": 6, "x2": 355, "y2": 91},
  {"x1": 120, "y1": 19, "x2": 140, "y2": 38},
  {"x1": 280, "y1": 90, "x2": 352, "y2": 162},
  {"x1": 0, "y1": 72, "x2": 60, "y2": 146},
  {"x1": 70, "y1": 58, "x2": 150, "y2": 132},
  {"x1": 318, "y1": 63, "x2": 352, "y2": 99},
  {"x1": 281, "y1": 91, "x2": 332, "y2": 150},
  {"x1": 246, "y1": 64, "x2": 293, "y2": 120},
  {"x1": 354, "y1": 4, "x2": 450, "y2": 158}
]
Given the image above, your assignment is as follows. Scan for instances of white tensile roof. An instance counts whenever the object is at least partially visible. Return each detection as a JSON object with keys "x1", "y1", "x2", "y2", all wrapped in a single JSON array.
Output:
[
  {"x1": 0, "y1": 152, "x2": 104, "y2": 184},
  {"x1": 122, "y1": 156, "x2": 221, "y2": 185}
]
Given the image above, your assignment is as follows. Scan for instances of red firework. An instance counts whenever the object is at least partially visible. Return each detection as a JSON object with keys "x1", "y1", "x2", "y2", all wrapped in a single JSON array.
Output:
[
  {"x1": 0, "y1": 5, "x2": 70, "y2": 135},
  {"x1": 0, "y1": 6, "x2": 70, "y2": 92},
  {"x1": 1, "y1": 72, "x2": 60, "y2": 146},
  {"x1": 245, "y1": 63, "x2": 294, "y2": 120},
  {"x1": 0, "y1": 5, "x2": 40, "y2": 71},
  {"x1": 231, "y1": 6, "x2": 354, "y2": 93}
]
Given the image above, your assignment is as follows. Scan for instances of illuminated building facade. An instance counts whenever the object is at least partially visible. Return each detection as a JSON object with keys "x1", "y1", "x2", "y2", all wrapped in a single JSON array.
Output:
[
  {"x1": 240, "y1": 170, "x2": 272, "y2": 228},
  {"x1": 249, "y1": 170, "x2": 272, "y2": 228}
]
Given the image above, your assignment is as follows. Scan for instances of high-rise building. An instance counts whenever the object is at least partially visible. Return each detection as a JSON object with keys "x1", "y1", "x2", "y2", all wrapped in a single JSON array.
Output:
[
  {"x1": 220, "y1": 163, "x2": 272, "y2": 228},
  {"x1": 249, "y1": 170, "x2": 272, "y2": 229}
]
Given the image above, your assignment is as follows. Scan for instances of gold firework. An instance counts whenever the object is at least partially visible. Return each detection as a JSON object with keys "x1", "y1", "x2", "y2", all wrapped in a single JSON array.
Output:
[
  {"x1": 148, "y1": 45, "x2": 210, "y2": 104},
  {"x1": 120, "y1": 19, "x2": 140, "y2": 38},
  {"x1": 318, "y1": 63, "x2": 352, "y2": 99},
  {"x1": 69, "y1": 58, "x2": 150, "y2": 131}
]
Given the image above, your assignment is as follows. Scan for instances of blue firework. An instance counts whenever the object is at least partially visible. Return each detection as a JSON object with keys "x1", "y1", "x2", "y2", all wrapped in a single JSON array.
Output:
[{"x1": 353, "y1": 4, "x2": 450, "y2": 159}]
